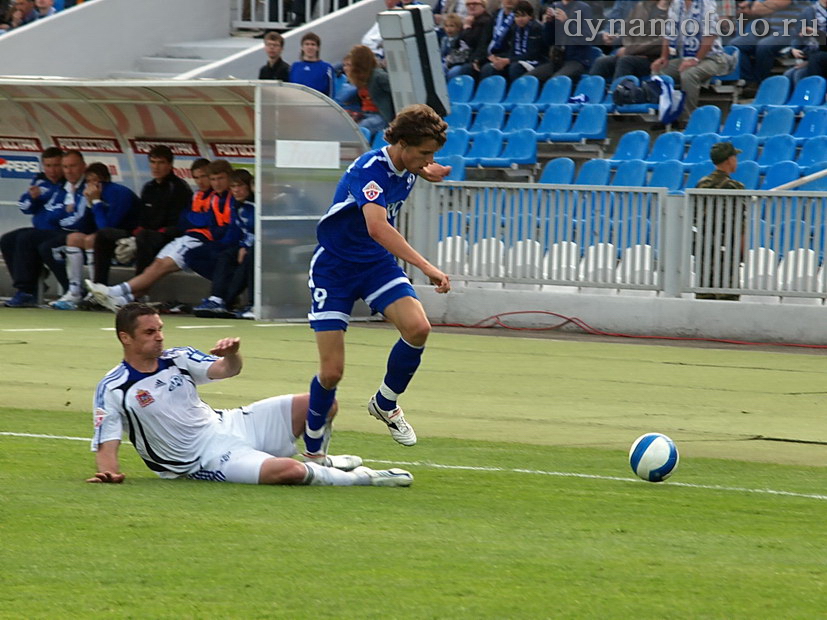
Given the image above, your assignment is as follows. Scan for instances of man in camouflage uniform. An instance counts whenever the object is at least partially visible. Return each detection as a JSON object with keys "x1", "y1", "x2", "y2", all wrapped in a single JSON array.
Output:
[{"x1": 694, "y1": 142, "x2": 744, "y2": 300}]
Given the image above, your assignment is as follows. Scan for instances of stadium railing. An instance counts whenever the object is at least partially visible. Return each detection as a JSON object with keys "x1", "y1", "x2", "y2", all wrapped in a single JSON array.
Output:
[{"x1": 403, "y1": 181, "x2": 827, "y2": 301}]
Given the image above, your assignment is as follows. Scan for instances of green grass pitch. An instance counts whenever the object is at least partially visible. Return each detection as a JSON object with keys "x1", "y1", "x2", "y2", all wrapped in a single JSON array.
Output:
[{"x1": 1, "y1": 309, "x2": 826, "y2": 618}]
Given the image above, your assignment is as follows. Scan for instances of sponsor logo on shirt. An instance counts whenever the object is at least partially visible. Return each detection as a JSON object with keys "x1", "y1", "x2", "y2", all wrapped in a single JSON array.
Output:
[
  {"x1": 362, "y1": 180, "x2": 383, "y2": 202},
  {"x1": 135, "y1": 389, "x2": 155, "y2": 407},
  {"x1": 154, "y1": 379, "x2": 166, "y2": 388}
]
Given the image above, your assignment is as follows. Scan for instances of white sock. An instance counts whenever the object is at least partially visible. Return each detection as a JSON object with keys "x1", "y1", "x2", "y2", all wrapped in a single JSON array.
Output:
[
  {"x1": 65, "y1": 247, "x2": 84, "y2": 297},
  {"x1": 303, "y1": 462, "x2": 370, "y2": 486},
  {"x1": 208, "y1": 295, "x2": 224, "y2": 304},
  {"x1": 84, "y1": 250, "x2": 95, "y2": 279}
]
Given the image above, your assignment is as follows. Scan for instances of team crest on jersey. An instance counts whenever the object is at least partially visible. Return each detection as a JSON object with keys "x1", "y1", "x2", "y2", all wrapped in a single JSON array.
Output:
[
  {"x1": 362, "y1": 180, "x2": 383, "y2": 202},
  {"x1": 135, "y1": 389, "x2": 155, "y2": 407},
  {"x1": 94, "y1": 407, "x2": 106, "y2": 428},
  {"x1": 168, "y1": 375, "x2": 184, "y2": 391}
]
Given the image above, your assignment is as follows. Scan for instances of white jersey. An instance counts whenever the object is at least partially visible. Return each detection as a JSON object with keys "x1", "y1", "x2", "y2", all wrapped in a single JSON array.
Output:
[{"x1": 91, "y1": 346, "x2": 223, "y2": 476}]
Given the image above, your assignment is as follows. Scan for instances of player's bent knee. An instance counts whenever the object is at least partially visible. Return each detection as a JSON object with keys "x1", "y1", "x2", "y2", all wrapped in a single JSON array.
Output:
[
  {"x1": 319, "y1": 367, "x2": 344, "y2": 388},
  {"x1": 402, "y1": 320, "x2": 431, "y2": 345},
  {"x1": 258, "y1": 458, "x2": 307, "y2": 485}
]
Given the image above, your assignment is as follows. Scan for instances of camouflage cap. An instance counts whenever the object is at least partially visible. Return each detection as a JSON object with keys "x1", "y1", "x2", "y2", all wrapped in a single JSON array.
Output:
[{"x1": 710, "y1": 142, "x2": 741, "y2": 164}]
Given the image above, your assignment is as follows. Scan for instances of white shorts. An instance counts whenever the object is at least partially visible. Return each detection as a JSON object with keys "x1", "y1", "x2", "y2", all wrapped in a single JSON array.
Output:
[
  {"x1": 189, "y1": 394, "x2": 299, "y2": 484},
  {"x1": 155, "y1": 235, "x2": 204, "y2": 270}
]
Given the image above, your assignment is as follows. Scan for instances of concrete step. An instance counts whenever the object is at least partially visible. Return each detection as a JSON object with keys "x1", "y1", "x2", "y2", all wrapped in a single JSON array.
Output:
[
  {"x1": 108, "y1": 70, "x2": 180, "y2": 79},
  {"x1": 137, "y1": 56, "x2": 212, "y2": 73},
  {"x1": 160, "y1": 38, "x2": 260, "y2": 60}
]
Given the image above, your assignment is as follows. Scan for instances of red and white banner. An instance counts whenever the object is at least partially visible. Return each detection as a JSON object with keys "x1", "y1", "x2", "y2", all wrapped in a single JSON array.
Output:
[
  {"x1": 0, "y1": 136, "x2": 43, "y2": 152},
  {"x1": 130, "y1": 139, "x2": 200, "y2": 157},
  {"x1": 53, "y1": 137, "x2": 122, "y2": 153},
  {"x1": 210, "y1": 142, "x2": 255, "y2": 158}
]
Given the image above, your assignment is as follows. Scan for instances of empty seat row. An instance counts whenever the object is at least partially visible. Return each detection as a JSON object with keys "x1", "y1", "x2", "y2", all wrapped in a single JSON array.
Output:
[
  {"x1": 683, "y1": 104, "x2": 827, "y2": 143},
  {"x1": 447, "y1": 74, "x2": 607, "y2": 112}
]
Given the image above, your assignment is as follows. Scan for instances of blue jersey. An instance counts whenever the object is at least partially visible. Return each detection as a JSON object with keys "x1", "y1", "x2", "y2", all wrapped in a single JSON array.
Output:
[
  {"x1": 316, "y1": 147, "x2": 417, "y2": 264},
  {"x1": 18, "y1": 173, "x2": 64, "y2": 231},
  {"x1": 289, "y1": 60, "x2": 334, "y2": 96}
]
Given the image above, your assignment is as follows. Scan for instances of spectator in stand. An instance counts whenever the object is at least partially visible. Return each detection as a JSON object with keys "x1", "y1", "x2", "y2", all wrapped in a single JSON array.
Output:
[
  {"x1": 345, "y1": 44, "x2": 395, "y2": 136},
  {"x1": 361, "y1": 0, "x2": 401, "y2": 64},
  {"x1": 485, "y1": 0, "x2": 517, "y2": 62},
  {"x1": 259, "y1": 31, "x2": 290, "y2": 81},
  {"x1": 433, "y1": 0, "x2": 467, "y2": 28},
  {"x1": 92, "y1": 146, "x2": 192, "y2": 287},
  {"x1": 480, "y1": 1, "x2": 546, "y2": 82},
  {"x1": 1, "y1": 146, "x2": 64, "y2": 308},
  {"x1": 589, "y1": 0, "x2": 670, "y2": 82},
  {"x1": 785, "y1": 1, "x2": 826, "y2": 87},
  {"x1": 48, "y1": 162, "x2": 140, "y2": 310},
  {"x1": 801, "y1": 0, "x2": 827, "y2": 80},
  {"x1": 193, "y1": 169, "x2": 256, "y2": 320},
  {"x1": 529, "y1": 0, "x2": 595, "y2": 83},
  {"x1": 34, "y1": 0, "x2": 55, "y2": 18},
  {"x1": 440, "y1": 13, "x2": 464, "y2": 72},
  {"x1": 445, "y1": 0, "x2": 493, "y2": 79},
  {"x1": 289, "y1": 32, "x2": 334, "y2": 97},
  {"x1": 0, "y1": 0, "x2": 37, "y2": 29},
  {"x1": 651, "y1": 0, "x2": 733, "y2": 127},
  {"x1": 87, "y1": 160, "x2": 241, "y2": 312},
  {"x1": 730, "y1": 0, "x2": 801, "y2": 97}
]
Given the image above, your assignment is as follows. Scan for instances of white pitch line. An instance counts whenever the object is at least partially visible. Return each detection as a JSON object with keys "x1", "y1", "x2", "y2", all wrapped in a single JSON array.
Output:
[
  {"x1": 3, "y1": 431, "x2": 825, "y2": 502},
  {"x1": 1, "y1": 328, "x2": 63, "y2": 332}
]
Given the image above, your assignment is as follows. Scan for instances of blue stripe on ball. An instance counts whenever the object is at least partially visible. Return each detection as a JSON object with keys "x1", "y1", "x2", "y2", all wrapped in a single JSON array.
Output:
[
  {"x1": 648, "y1": 443, "x2": 679, "y2": 482},
  {"x1": 629, "y1": 433, "x2": 658, "y2": 472}
]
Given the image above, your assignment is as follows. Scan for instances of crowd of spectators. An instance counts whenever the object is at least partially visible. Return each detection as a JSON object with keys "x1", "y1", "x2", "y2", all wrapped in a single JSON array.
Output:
[{"x1": 0, "y1": 0, "x2": 81, "y2": 32}]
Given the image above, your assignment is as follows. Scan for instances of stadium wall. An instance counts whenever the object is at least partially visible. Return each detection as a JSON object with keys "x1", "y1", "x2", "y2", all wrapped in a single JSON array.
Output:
[{"x1": 0, "y1": 0, "x2": 230, "y2": 79}]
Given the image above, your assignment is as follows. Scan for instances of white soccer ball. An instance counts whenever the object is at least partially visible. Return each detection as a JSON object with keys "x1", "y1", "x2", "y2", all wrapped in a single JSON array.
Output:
[{"x1": 629, "y1": 433, "x2": 679, "y2": 482}]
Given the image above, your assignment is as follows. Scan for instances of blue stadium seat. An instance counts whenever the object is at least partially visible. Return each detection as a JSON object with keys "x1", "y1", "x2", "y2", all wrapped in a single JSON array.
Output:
[
  {"x1": 730, "y1": 133, "x2": 759, "y2": 162},
  {"x1": 767, "y1": 75, "x2": 827, "y2": 113},
  {"x1": 754, "y1": 106, "x2": 795, "y2": 145},
  {"x1": 463, "y1": 128, "x2": 504, "y2": 166},
  {"x1": 359, "y1": 126, "x2": 372, "y2": 143},
  {"x1": 796, "y1": 167, "x2": 827, "y2": 190},
  {"x1": 749, "y1": 75, "x2": 790, "y2": 113},
  {"x1": 792, "y1": 108, "x2": 827, "y2": 145},
  {"x1": 682, "y1": 105, "x2": 721, "y2": 138},
  {"x1": 440, "y1": 154, "x2": 467, "y2": 181},
  {"x1": 681, "y1": 132, "x2": 721, "y2": 170},
  {"x1": 719, "y1": 105, "x2": 759, "y2": 139},
  {"x1": 760, "y1": 160, "x2": 800, "y2": 190},
  {"x1": 447, "y1": 75, "x2": 475, "y2": 104},
  {"x1": 546, "y1": 104, "x2": 607, "y2": 141},
  {"x1": 502, "y1": 105, "x2": 539, "y2": 133},
  {"x1": 611, "y1": 159, "x2": 647, "y2": 186},
  {"x1": 500, "y1": 75, "x2": 539, "y2": 111},
  {"x1": 468, "y1": 75, "x2": 507, "y2": 110},
  {"x1": 468, "y1": 103, "x2": 506, "y2": 135},
  {"x1": 535, "y1": 103, "x2": 573, "y2": 140},
  {"x1": 444, "y1": 103, "x2": 472, "y2": 130},
  {"x1": 531, "y1": 75, "x2": 572, "y2": 112},
  {"x1": 539, "y1": 157, "x2": 575, "y2": 184},
  {"x1": 686, "y1": 161, "x2": 715, "y2": 188},
  {"x1": 434, "y1": 128, "x2": 470, "y2": 164},
  {"x1": 606, "y1": 130, "x2": 649, "y2": 168},
  {"x1": 732, "y1": 160, "x2": 760, "y2": 190},
  {"x1": 574, "y1": 159, "x2": 611, "y2": 185},
  {"x1": 372, "y1": 131, "x2": 390, "y2": 149},
  {"x1": 796, "y1": 135, "x2": 827, "y2": 169},
  {"x1": 478, "y1": 128, "x2": 537, "y2": 167},
  {"x1": 756, "y1": 134, "x2": 797, "y2": 172},
  {"x1": 643, "y1": 132, "x2": 685, "y2": 168},
  {"x1": 648, "y1": 159, "x2": 685, "y2": 192},
  {"x1": 570, "y1": 75, "x2": 605, "y2": 110}
]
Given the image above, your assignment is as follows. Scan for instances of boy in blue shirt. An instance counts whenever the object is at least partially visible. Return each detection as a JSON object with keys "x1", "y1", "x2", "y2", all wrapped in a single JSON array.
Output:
[
  {"x1": 302, "y1": 104, "x2": 452, "y2": 461},
  {"x1": 288, "y1": 32, "x2": 334, "y2": 97}
]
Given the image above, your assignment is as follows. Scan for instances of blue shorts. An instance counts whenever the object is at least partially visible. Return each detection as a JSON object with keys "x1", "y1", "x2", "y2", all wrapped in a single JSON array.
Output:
[{"x1": 307, "y1": 246, "x2": 417, "y2": 332}]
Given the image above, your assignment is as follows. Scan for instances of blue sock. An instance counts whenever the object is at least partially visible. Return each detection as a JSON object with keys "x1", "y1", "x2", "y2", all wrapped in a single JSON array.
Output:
[
  {"x1": 375, "y1": 338, "x2": 424, "y2": 411},
  {"x1": 304, "y1": 375, "x2": 336, "y2": 454}
]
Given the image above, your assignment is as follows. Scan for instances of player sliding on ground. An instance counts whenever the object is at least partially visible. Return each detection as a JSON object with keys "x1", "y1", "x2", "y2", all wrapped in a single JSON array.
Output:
[
  {"x1": 302, "y1": 104, "x2": 451, "y2": 463},
  {"x1": 87, "y1": 302, "x2": 412, "y2": 487}
]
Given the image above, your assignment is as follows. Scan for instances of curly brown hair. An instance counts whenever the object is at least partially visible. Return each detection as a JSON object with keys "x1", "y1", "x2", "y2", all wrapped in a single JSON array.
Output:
[
  {"x1": 347, "y1": 45, "x2": 377, "y2": 89},
  {"x1": 384, "y1": 104, "x2": 447, "y2": 147}
]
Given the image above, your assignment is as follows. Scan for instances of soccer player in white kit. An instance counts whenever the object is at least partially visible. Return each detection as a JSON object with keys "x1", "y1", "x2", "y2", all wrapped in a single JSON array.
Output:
[{"x1": 87, "y1": 302, "x2": 412, "y2": 487}]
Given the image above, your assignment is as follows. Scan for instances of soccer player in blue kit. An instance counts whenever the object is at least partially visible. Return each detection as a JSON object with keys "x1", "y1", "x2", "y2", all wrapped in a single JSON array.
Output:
[{"x1": 302, "y1": 104, "x2": 452, "y2": 462}]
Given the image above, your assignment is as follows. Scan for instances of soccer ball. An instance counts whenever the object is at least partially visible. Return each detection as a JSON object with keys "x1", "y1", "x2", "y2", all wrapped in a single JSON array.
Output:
[{"x1": 629, "y1": 433, "x2": 679, "y2": 482}]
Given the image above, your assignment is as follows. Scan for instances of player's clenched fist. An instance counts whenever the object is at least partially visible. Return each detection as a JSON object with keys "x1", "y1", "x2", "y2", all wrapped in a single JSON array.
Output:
[{"x1": 86, "y1": 471, "x2": 125, "y2": 483}]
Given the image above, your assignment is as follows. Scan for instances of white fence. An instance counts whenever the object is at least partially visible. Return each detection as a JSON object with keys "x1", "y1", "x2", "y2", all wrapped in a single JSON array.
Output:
[
  {"x1": 233, "y1": 0, "x2": 361, "y2": 29},
  {"x1": 406, "y1": 182, "x2": 827, "y2": 302}
]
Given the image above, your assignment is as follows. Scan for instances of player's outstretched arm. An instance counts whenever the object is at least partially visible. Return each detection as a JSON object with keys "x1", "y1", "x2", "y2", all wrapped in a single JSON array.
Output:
[
  {"x1": 208, "y1": 337, "x2": 243, "y2": 379},
  {"x1": 364, "y1": 203, "x2": 451, "y2": 294},
  {"x1": 87, "y1": 440, "x2": 125, "y2": 483}
]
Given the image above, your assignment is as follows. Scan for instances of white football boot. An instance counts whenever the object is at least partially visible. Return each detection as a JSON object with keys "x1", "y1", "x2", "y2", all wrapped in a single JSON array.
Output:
[
  {"x1": 367, "y1": 396, "x2": 417, "y2": 446},
  {"x1": 85, "y1": 279, "x2": 123, "y2": 313},
  {"x1": 352, "y1": 466, "x2": 414, "y2": 487},
  {"x1": 301, "y1": 452, "x2": 363, "y2": 471}
]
